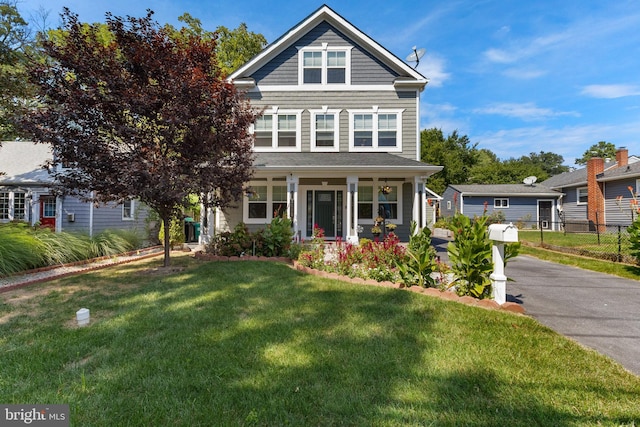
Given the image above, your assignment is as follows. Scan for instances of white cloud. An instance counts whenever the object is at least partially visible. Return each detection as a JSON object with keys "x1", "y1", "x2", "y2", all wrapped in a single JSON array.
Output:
[
  {"x1": 417, "y1": 53, "x2": 451, "y2": 88},
  {"x1": 580, "y1": 84, "x2": 640, "y2": 99},
  {"x1": 472, "y1": 121, "x2": 640, "y2": 164},
  {"x1": 502, "y1": 68, "x2": 546, "y2": 80},
  {"x1": 473, "y1": 102, "x2": 580, "y2": 121}
]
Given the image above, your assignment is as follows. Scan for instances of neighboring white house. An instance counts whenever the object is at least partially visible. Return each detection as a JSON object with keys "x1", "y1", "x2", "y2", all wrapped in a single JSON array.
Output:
[
  {"x1": 0, "y1": 140, "x2": 151, "y2": 237},
  {"x1": 202, "y1": 5, "x2": 442, "y2": 243}
]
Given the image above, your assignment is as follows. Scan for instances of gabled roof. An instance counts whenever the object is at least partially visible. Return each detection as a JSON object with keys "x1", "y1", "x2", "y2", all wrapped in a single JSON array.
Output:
[
  {"x1": 254, "y1": 152, "x2": 441, "y2": 176},
  {"x1": 228, "y1": 4, "x2": 427, "y2": 86},
  {"x1": 597, "y1": 160, "x2": 640, "y2": 182},
  {"x1": 542, "y1": 158, "x2": 640, "y2": 189},
  {"x1": 0, "y1": 141, "x2": 52, "y2": 185},
  {"x1": 448, "y1": 183, "x2": 561, "y2": 197}
]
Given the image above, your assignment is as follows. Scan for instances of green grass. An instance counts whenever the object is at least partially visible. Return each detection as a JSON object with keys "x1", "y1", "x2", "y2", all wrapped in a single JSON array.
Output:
[
  {"x1": 520, "y1": 245, "x2": 640, "y2": 280},
  {"x1": 1, "y1": 255, "x2": 639, "y2": 426}
]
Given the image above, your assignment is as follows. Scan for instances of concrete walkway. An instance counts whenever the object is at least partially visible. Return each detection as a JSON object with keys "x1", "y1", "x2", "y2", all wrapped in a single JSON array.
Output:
[{"x1": 432, "y1": 237, "x2": 640, "y2": 377}]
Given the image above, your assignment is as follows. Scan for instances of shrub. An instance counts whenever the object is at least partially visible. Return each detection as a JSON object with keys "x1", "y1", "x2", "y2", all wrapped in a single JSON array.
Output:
[
  {"x1": 447, "y1": 213, "x2": 494, "y2": 299},
  {"x1": 262, "y1": 216, "x2": 294, "y2": 257},
  {"x1": 396, "y1": 221, "x2": 438, "y2": 288}
]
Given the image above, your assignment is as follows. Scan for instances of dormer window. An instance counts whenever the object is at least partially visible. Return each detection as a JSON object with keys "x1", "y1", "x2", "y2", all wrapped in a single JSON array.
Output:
[{"x1": 299, "y1": 44, "x2": 351, "y2": 85}]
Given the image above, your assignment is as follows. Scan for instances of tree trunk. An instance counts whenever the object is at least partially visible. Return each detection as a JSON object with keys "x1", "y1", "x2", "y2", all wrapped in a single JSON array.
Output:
[{"x1": 162, "y1": 215, "x2": 171, "y2": 267}]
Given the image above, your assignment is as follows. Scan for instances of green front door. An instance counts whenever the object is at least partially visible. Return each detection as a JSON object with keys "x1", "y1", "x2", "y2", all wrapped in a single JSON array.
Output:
[{"x1": 315, "y1": 191, "x2": 335, "y2": 238}]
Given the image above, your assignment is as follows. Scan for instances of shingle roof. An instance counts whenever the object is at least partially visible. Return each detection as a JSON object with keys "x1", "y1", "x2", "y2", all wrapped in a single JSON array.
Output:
[
  {"x1": 0, "y1": 141, "x2": 52, "y2": 185},
  {"x1": 254, "y1": 152, "x2": 442, "y2": 175},
  {"x1": 449, "y1": 183, "x2": 561, "y2": 197},
  {"x1": 598, "y1": 161, "x2": 640, "y2": 181}
]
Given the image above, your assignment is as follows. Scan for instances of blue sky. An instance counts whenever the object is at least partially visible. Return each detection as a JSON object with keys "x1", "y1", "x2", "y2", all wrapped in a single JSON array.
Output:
[{"x1": 17, "y1": 0, "x2": 640, "y2": 165}]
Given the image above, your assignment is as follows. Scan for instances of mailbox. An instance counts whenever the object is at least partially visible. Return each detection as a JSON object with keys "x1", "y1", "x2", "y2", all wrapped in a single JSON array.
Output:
[{"x1": 488, "y1": 223, "x2": 518, "y2": 243}]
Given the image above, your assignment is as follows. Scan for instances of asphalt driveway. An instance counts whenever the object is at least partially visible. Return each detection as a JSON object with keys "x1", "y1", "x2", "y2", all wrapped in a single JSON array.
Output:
[{"x1": 432, "y1": 237, "x2": 640, "y2": 377}]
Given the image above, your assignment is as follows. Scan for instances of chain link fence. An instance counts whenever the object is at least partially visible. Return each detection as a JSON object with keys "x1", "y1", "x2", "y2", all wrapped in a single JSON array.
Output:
[{"x1": 516, "y1": 220, "x2": 635, "y2": 263}]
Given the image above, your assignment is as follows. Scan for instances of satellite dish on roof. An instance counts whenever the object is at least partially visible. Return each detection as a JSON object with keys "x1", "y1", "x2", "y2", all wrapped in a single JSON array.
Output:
[
  {"x1": 406, "y1": 46, "x2": 425, "y2": 69},
  {"x1": 523, "y1": 176, "x2": 537, "y2": 186}
]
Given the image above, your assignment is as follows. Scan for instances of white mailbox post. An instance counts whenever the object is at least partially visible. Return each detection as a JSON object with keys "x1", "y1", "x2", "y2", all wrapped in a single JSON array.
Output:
[{"x1": 488, "y1": 223, "x2": 518, "y2": 305}]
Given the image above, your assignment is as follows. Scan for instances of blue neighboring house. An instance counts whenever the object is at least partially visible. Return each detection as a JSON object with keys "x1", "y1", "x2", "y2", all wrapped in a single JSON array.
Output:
[
  {"x1": 0, "y1": 140, "x2": 152, "y2": 237},
  {"x1": 542, "y1": 147, "x2": 639, "y2": 228},
  {"x1": 441, "y1": 183, "x2": 563, "y2": 230}
]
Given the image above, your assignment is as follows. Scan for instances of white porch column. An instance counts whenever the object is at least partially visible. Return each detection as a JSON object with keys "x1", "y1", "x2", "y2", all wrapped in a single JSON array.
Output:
[
  {"x1": 287, "y1": 175, "x2": 300, "y2": 241},
  {"x1": 346, "y1": 176, "x2": 359, "y2": 244},
  {"x1": 413, "y1": 177, "x2": 426, "y2": 232},
  {"x1": 55, "y1": 196, "x2": 63, "y2": 233}
]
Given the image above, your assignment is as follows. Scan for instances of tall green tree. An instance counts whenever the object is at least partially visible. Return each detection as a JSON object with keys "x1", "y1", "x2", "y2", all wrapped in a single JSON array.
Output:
[
  {"x1": 165, "y1": 14, "x2": 266, "y2": 77},
  {"x1": 0, "y1": 1, "x2": 35, "y2": 140},
  {"x1": 520, "y1": 151, "x2": 569, "y2": 176},
  {"x1": 21, "y1": 9, "x2": 259, "y2": 266},
  {"x1": 469, "y1": 158, "x2": 548, "y2": 184},
  {"x1": 575, "y1": 141, "x2": 617, "y2": 165},
  {"x1": 420, "y1": 128, "x2": 479, "y2": 194}
]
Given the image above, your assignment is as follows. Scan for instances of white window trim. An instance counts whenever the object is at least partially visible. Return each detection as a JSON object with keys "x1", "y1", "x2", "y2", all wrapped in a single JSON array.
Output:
[
  {"x1": 494, "y1": 198, "x2": 509, "y2": 208},
  {"x1": 122, "y1": 199, "x2": 135, "y2": 221},
  {"x1": 348, "y1": 108, "x2": 404, "y2": 152},
  {"x1": 297, "y1": 44, "x2": 353, "y2": 87},
  {"x1": 0, "y1": 190, "x2": 27, "y2": 222},
  {"x1": 356, "y1": 181, "x2": 403, "y2": 225},
  {"x1": 577, "y1": 187, "x2": 588, "y2": 205},
  {"x1": 250, "y1": 108, "x2": 302, "y2": 152},
  {"x1": 242, "y1": 180, "x2": 289, "y2": 224},
  {"x1": 309, "y1": 108, "x2": 341, "y2": 152}
]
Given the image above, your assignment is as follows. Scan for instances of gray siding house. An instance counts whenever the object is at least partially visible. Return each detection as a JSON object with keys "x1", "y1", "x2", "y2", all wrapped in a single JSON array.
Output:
[
  {"x1": 204, "y1": 5, "x2": 442, "y2": 242},
  {"x1": 0, "y1": 140, "x2": 151, "y2": 237},
  {"x1": 543, "y1": 147, "x2": 639, "y2": 228},
  {"x1": 441, "y1": 183, "x2": 563, "y2": 230}
]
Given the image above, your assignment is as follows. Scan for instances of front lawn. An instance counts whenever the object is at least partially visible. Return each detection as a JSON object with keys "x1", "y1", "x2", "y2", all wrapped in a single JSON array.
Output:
[{"x1": 1, "y1": 255, "x2": 639, "y2": 425}]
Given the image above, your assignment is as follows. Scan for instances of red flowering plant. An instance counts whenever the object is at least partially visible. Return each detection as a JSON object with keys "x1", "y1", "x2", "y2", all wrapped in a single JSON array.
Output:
[{"x1": 297, "y1": 224, "x2": 326, "y2": 269}]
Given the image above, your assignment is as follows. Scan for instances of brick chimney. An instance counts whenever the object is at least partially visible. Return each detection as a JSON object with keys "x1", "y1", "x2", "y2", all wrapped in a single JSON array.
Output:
[
  {"x1": 615, "y1": 147, "x2": 628, "y2": 167},
  {"x1": 587, "y1": 157, "x2": 605, "y2": 231}
]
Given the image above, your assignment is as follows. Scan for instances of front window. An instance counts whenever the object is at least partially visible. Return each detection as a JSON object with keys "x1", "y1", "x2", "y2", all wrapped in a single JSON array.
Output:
[
  {"x1": 0, "y1": 192, "x2": 9, "y2": 220},
  {"x1": 494, "y1": 198, "x2": 509, "y2": 208},
  {"x1": 349, "y1": 109, "x2": 403, "y2": 151},
  {"x1": 123, "y1": 199, "x2": 135, "y2": 220},
  {"x1": 303, "y1": 51, "x2": 322, "y2": 84},
  {"x1": 254, "y1": 115, "x2": 273, "y2": 147},
  {"x1": 310, "y1": 110, "x2": 340, "y2": 151},
  {"x1": 247, "y1": 185, "x2": 268, "y2": 219},
  {"x1": 299, "y1": 47, "x2": 351, "y2": 85},
  {"x1": 326, "y1": 51, "x2": 346, "y2": 83},
  {"x1": 353, "y1": 114, "x2": 373, "y2": 147},
  {"x1": 358, "y1": 185, "x2": 374, "y2": 220},
  {"x1": 13, "y1": 192, "x2": 26, "y2": 220},
  {"x1": 378, "y1": 186, "x2": 399, "y2": 220},
  {"x1": 277, "y1": 115, "x2": 297, "y2": 147},
  {"x1": 272, "y1": 185, "x2": 287, "y2": 218},
  {"x1": 252, "y1": 111, "x2": 301, "y2": 152},
  {"x1": 244, "y1": 182, "x2": 291, "y2": 223},
  {"x1": 577, "y1": 187, "x2": 588, "y2": 205},
  {"x1": 357, "y1": 183, "x2": 402, "y2": 223}
]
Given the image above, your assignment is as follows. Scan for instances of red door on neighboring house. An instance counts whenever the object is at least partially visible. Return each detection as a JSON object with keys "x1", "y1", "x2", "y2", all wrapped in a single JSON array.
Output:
[{"x1": 39, "y1": 196, "x2": 56, "y2": 229}]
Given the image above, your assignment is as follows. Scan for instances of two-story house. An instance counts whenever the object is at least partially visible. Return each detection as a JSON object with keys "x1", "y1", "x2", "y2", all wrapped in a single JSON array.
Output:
[{"x1": 202, "y1": 5, "x2": 442, "y2": 243}]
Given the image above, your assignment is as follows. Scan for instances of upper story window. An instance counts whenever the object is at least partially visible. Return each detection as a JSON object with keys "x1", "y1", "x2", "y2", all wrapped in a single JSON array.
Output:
[
  {"x1": 577, "y1": 187, "x2": 588, "y2": 205},
  {"x1": 299, "y1": 44, "x2": 351, "y2": 86},
  {"x1": 251, "y1": 108, "x2": 302, "y2": 152},
  {"x1": 310, "y1": 108, "x2": 340, "y2": 152},
  {"x1": 349, "y1": 108, "x2": 403, "y2": 152}
]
